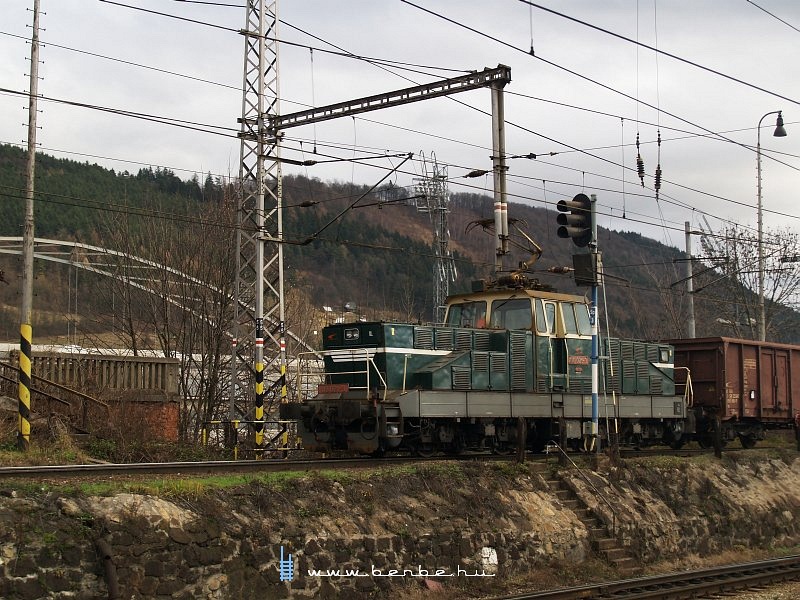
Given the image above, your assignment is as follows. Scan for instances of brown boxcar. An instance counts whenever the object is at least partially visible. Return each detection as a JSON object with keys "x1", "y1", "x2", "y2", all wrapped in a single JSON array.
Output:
[{"x1": 671, "y1": 337, "x2": 799, "y2": 447}]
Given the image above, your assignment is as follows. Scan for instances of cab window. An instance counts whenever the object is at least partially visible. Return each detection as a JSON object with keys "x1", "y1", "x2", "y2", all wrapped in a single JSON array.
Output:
[
  {"x1": 543, "y1": 301, "x2": 557, "y2": 334},
  {"x1": 574, "y1": 303, "x2": 591, "y2": 335},
  {"x1": 490, "y1": 298, "x2": 532, "y2": 330},
  {"x1": 562, "y1": 302, "x2": 578, "y2": 334},
  {"x1": 446, "y1": 301, "x2": 487, "y2": 328},
  {"x1": 535, "y1": 299, "x2": 547, "y2": 334}
]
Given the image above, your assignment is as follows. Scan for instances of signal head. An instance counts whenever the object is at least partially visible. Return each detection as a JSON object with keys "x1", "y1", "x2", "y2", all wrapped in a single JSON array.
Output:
[{"x1": 555, "y1": 193, "x2": 592, "y2": 247}]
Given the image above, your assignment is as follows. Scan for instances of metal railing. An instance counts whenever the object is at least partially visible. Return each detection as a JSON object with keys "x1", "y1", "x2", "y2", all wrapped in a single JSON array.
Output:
[
  {"x1": 674, "y1": 366, "x2": 694, "y2": 407},
  {"x1": 545, "y1": 440, "x2": 617, "y2": 534},
  {"x1": 292, "y1": 348, "x2": 388, "y2": 402}
]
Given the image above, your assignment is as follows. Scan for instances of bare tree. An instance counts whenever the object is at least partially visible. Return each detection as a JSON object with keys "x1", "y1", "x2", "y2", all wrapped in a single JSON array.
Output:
[
  {"x1": 84, "y1": 189, "x2": 238, "y2": 442},
  {"x1": 699, "y1": 225, "x2": 800, "y2": 341}
]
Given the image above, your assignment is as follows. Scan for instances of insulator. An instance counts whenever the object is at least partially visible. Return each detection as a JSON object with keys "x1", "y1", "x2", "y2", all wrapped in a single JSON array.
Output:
[
  {"x1": 654, "y1": 165, "x2": 662, "y2": 191},
  {"x1": 636, "y1": 154, "x2": 645, "y2": 186}
]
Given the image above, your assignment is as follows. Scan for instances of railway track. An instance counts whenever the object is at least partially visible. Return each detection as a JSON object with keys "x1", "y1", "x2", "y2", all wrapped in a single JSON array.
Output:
[
  {"x1": 492, "y1": 555, "x2": 800, "y2": 600},
  {"x1": 0, "y1": 442, "x2": 788, "y2": 479},
  {"x1": 0, "y1": 453, "x2": 514, "y2": 479}
]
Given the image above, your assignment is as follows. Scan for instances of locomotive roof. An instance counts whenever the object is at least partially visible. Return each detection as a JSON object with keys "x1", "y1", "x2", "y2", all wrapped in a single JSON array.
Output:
[{"x1": 445, "y1": 288, "x2": 587, "y2": 305}]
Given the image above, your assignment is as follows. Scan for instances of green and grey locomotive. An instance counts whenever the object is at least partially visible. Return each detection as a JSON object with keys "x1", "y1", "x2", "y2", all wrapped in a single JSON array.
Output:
[{"x1": 283, "y1": 281, "x2": 689, "y2": 456}]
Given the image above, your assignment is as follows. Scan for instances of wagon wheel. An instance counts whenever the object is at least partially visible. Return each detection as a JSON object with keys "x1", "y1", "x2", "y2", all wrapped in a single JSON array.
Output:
[{"x1": 738, "y1": 434, "x2": 757, "y2": 449}]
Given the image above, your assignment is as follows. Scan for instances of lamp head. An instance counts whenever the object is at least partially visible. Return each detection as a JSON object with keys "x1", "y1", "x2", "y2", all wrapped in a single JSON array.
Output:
[{"x1": 774, "y1": 112, "x2": 787, "y2": 137}]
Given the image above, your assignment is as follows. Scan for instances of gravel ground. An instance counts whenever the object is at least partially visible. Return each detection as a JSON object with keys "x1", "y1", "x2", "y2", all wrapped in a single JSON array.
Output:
[{"x1": 715, "y1": 580, "x2": 800, "y2": 599}]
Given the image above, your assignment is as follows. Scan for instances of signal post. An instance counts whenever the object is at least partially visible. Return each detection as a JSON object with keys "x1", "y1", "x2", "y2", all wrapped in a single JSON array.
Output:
[{"x1": 556, "y1": 193, "x2": 600, "y2": 454}]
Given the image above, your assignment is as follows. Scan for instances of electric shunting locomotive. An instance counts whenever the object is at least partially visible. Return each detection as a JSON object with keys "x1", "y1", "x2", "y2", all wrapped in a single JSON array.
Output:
[{"x1": 282, "y1": 277, "x2": 691, "y2": 456}]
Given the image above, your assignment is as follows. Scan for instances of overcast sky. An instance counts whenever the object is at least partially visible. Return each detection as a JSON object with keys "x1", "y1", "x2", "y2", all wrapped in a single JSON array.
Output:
[{"x1": 1, "y1": 0, "x2": 798, "y2": 255}]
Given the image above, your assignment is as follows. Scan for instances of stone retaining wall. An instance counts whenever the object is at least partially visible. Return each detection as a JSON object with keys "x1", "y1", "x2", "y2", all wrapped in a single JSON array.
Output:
[{"x1": 0, "y1": 456, "x2": 798, "y2": 599}]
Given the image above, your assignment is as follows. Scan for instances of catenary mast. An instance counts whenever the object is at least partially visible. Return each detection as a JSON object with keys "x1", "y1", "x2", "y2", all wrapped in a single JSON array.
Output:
[
  {"x1": 231, "y1": 0, "x2": 287, "y2": 455},
  {"x1": 17, "y1": 0, "x2": 42, "y2": 451}
]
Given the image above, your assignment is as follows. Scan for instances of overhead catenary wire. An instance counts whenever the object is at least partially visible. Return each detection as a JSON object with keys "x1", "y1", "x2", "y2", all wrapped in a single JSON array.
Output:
[
  {"x1": 0, "y1": 26, "x2": 793, "y2": 254},
  {"x1": 517, "y1": 0, "x2": 800, "y2": 107},
  {"x1": 4, "y1": 114, "x2": 793, "y2": 245},
  {"x1": 745, "y1": 0, "x2": 800, "y2": 34},
  {"x1": 4, "y1": 3, "x2": 792, "y2": 239},
  {"x1": 96, "y1": 0, "x2": 800, "y2": 188},
  {"x1": 398, "y1": 0, "x2": 798, "y2": 164},
  {"x1": 99, "y1": 0, "x2": 469, "y2": 79}
]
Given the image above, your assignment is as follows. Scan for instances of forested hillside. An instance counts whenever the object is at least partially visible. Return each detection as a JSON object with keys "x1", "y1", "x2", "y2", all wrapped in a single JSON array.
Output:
[{"x1": 1, "y1": 143, "x2": 798, "y2": 344}]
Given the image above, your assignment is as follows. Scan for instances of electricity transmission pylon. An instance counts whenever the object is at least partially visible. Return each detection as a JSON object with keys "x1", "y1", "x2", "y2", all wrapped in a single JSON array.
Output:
[{"x1": 413, "y1": 154, "x2": 457, "y2": 324}]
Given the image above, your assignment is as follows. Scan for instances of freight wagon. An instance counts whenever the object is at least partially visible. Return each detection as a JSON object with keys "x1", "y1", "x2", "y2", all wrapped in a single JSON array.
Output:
[{"x1": 671, "y1": 337, "x2": 800, "y2": 448}]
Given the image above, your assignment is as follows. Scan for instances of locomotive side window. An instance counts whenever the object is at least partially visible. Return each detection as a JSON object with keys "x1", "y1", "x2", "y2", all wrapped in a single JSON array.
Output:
[
  {"x1": 562, "y1": 302, "x2": 578, "y2": 334},
  {"x1": 446, "y1": 301, "x2": 487, "y2": 328},
  {"x1": 562, "y1": 302, "x2": 591, "y2": 336},
  {"x1": 543, "y1": 301, "x2": 557, "y2": 334},
  {"x1": 575, "y1": 303, "x2": 591, "y2": 335},
  {"x1": 490, "y1": 298, "x2": 532, "y2": 330},
  {"x1": 535, "y1": 299, "x2": 547, "y2": 334}
]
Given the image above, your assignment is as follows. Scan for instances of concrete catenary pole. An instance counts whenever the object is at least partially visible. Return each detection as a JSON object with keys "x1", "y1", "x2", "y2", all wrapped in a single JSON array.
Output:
[
  {"x1": 590, "y1": 194, "x2": 599, "y2": 451},
  {"x1": 685, "y1": 222, "x2": 696, "y2": 338},
  {"x1": 18, "y1": 0, "x2": 42, "y2": 451}
]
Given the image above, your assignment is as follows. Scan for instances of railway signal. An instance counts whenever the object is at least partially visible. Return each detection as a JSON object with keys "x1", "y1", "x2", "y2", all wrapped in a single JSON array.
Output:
[{"x1": 556, "y1": 193, "x2": 593, "y2": 247}]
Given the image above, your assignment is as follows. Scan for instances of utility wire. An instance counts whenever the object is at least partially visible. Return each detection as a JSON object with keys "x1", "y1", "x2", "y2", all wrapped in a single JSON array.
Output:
[
  {"x1": 518, "y1": 0, "x2": 799, "y2": 106},
  {"x1": 0, "y1": 29, "x2": 240, "y2": 91},
  {"x1": 6, "y1": 7, "x2": 792, "y2": 235},
  {"x1": 745, "y1": 0, "x2": 800, "y2": 34},
  {"x1": 99, "y1": 0, "x2": 469, "y2": 79},
  {"x1": 0, "y1": 87, "x2": 238, "y2": 137}
]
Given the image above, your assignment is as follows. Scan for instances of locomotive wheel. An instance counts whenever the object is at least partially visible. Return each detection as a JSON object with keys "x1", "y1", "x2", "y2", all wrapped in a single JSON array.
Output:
[
  {"x1": 445, "y1": 433, "x2": 466, "y2": 455},
  {"x1": 669, "y1": 438, "x2": 685, "y2": 450},
  {"x1": 490, "y1": 438, "x2": 514, "y2": 455},
  {"x1": 414, "y1": 443, "x2": 436, "y2": 458},
  {"x1": 370, "y1": 440, "x2": 387, "y2": 458},
  {"x1": 360, "y1": 416, "x2": 378, "y2": 441}
]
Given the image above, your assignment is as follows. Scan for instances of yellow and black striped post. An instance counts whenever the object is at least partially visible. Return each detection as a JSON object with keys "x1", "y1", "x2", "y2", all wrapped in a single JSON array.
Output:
[
  {"x1": 254, "y1": 319, "x2": 264, "y2": 457},
  {"x1": 17, "y1": 323, "x2": 32, "y2": 450},
  {"x1": 17, "y1": 0, "x2": 41, "y2": 452}
]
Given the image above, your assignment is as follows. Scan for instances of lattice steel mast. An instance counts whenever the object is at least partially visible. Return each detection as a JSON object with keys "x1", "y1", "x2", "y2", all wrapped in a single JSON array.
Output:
[
  {"x1": 230, "y1": 0, "x2": 287, "y2": 453},
  {"x1": 413, "y1": 155, "x2": 456, "y2": 324}
]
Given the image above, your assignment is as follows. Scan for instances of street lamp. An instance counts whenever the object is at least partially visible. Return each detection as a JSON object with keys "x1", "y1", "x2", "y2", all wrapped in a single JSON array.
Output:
[{"x1": 756, "y1": 110, "x2": 787, "y2": 342}]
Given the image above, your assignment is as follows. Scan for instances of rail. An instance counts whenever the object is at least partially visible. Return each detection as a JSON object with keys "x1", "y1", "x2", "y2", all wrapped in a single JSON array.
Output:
[
  {"x1": 489, "y1": 554, "x2": 800, "y2": 599},
  {"x1": 545, "y1": 440, "x2": 617, "y2": 535},
  {"x1": 293, "y1": 349, "x2": 388, "y2": 402}
]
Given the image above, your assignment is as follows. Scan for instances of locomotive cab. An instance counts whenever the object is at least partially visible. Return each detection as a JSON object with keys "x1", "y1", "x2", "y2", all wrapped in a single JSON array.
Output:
[{"x1": 444, "y1": 289, "x2": 593, "y2": 394}]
